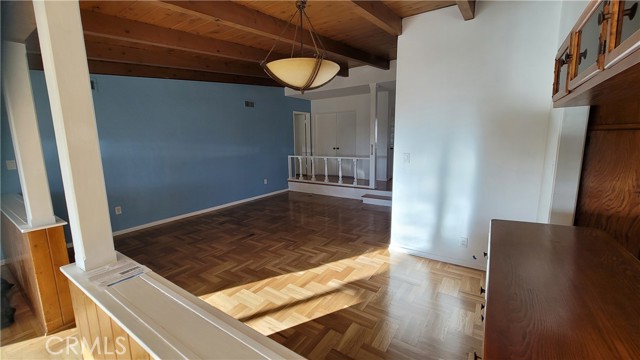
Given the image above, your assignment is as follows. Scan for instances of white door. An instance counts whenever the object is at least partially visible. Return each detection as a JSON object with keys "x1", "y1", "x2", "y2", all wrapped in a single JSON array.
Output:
[
  {"x1": 293, "y1": 112, "x2": 311, "y2": 176},
  {"x1": 314, "y1": 111, "x2": 356, "y2": 178}
]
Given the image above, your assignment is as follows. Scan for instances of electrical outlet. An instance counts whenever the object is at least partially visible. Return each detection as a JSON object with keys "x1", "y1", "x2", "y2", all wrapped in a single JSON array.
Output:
[
  {"x1": 459, "y1": 237, "x2": 468, "y2": 248},
  {"x1": 263, "y1": 178, "x2": 268, "y2": 185},
  {"x1": 114, "y1": 206, "x2": 122, "y2": 215},
  {"x1": 6, "y1": 160, "x2": 17, "y2": 170}
]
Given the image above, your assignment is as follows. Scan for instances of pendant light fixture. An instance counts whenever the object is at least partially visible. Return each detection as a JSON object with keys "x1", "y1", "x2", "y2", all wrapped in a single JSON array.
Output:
[{"x1": 261, "y1": 0, "x2": 340, "y2": 93}]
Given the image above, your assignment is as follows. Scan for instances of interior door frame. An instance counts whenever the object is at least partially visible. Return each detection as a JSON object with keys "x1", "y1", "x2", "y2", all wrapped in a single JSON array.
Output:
[{"x1": 292, "y1": 111, "x2": 312, "y2": 175}]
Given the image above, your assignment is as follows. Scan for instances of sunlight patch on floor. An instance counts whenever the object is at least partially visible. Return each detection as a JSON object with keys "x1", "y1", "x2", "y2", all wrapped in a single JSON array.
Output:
[{"x1": 199, "y1": 248, "x2": 391, "y2": 335}]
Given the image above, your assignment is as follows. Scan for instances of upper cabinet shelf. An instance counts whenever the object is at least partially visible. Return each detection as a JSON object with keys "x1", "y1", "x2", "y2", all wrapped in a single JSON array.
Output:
[{"x1": 554, "y1": 0, "x2": 640, "y2": 107}]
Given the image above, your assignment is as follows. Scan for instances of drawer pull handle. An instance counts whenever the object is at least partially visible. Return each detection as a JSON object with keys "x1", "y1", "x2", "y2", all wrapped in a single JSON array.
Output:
[
  {"x1": 481, "y1": 303, "x2": 485, "y2": 310},
  {"x1": 623, "y1": 2, "x2": 638, "y2": 21},
  {"x1": 578, "y1": 49, "x2": 588, "y2": 65},
  {"x1": 474, "y1": 351, "x2": 483, "y2": 360},
  {"x1": 481, "y1": 314, "x2": 485, "y2": 322},
  {"x1": 480, "y1": 286, "x2": 486, "y2": 294},
  {"x1": 483, "y1": 251, "x2": 488, "y2": 258},
  {"x1": 598, "y1": 10, "x2": 611, "y2": 25}
]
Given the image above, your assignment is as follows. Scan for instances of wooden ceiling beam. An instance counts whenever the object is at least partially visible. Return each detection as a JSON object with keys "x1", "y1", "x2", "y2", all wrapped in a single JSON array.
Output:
[
  {"x1": 349, "y1": 1, "x2": 402, "y2": 36},
  {"x1": 80, "y1": 10, "x2": 270, "y2": 63},
  {"x1": 84, "y1": 41, "x2": 268, "y2": 78},
  {"x1": 27, "y1": 53, "x2": 279, "y2": 87},
  {"x1": 80, "y1": 10, "x2": 350, "y2": 77},
  {"x1": 456, "y1": 0, "x2": 476, "y2": 21},
  {"x1": 155, "y1": 0, "x2": 390, "y2": 70},
  {"x1": 26, "y1": 36, "x2": 269, "y2": 78}
]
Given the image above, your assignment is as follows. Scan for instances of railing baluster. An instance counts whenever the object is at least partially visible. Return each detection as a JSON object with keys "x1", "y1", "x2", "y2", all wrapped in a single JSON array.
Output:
[
  {"x1": 324, "y1": 158, "x2": 328, "y2": 182},
  {"x1": 298, "y1": 156, "x2": 304, "y2": 180},
  {"x1": 353, "y1": 158, "x2": 358, "y2": 185},
  {"x1": 288, "y1": 155, "x2": 370, "y2": 186}
]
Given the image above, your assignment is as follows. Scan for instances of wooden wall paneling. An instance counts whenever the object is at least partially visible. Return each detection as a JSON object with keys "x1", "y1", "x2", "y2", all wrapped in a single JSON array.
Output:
[
  {"x1": 84, "y1": 294, "x2": 107, "y2": 360},
  {"x1": 69, "y1": 283, "x2": 92, "y2": 359},
  {"x1": 110, "y1": 320, "x2": 133, "y2": 360},
  {"x1": 96, "y1": 303, "x2": 117, "y2": 359},
  {"x1": 47, "y1": 226, "x2": 75, "y2": 325},
  {"x1": 575, "y1": 102, "x2": 640, "y2": 258},
  {"x1": 68, "y1": 283, "x2": 151, "y2": 360},
  {"x1": 27, "y1": 229, "x2": 65, "y2": 332},
  {"x1": 2, "y1": 214, "x2": 46, "y2": 334},
  {"x1": 1, "y1": 214, "x2": 74, "y2": 334},
  {"x1": 588, "y1": 99, "x2": 640, "y2": 127}
]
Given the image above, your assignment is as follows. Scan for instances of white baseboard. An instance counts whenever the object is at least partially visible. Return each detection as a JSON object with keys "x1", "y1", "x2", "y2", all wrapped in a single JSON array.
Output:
[
  {"x1": 288, "y1": 181, "x2": 391, "y2": 200},
  {"x1": 389, "y1": 244, "x2": 486, "y2": 271},
  {"x1": 112, "y1": 189, "x2": 289, "y2": 237}
]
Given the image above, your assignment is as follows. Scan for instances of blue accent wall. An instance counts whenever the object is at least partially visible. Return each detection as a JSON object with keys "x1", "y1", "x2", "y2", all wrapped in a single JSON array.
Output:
[
  {"x1": 1, "y1": 102, "x2": 22, "y2": 195},
  {"x1": 2, "y1": 71, "x2": 309, "y2": 236}
]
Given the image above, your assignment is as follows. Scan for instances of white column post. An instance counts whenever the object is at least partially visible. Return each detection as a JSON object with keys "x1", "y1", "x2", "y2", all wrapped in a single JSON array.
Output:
[
  {"x1": 369, "y1": 84, "x2": 378, "y2": 189},
  {"x1": 311, "y1": 157, "x2": 316, "y2": 181},
  {"x1": 338, "y1": 158, "x2": 343, "y2": 184},
  {"x1": 33, "y1": 0, "x2": 117, "y2": 271},
  {"x1": 2, "y1": 41, "x2": 56, "y2": 227}
]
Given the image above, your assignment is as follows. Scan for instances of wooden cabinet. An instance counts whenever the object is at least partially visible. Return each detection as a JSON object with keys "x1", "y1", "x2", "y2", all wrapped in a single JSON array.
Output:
[
  {"x1": 569, "y1": 0, "x2": 607, "y2": 89},
  {"x1": 554, "y1": 0, "x2": 640, "y2": 107},
  {"x1": 606, "y1": 0, "x2": 640, "y2": 67},
  {"x1": 574, "y1": 101, "x2": 640, "y2": 259},
  {"x1": 484, "y1": 220, "x2": 640, "y2": 359},
  {"x1": 552, "y1": 34, "x2": 574, "y2": 101}
]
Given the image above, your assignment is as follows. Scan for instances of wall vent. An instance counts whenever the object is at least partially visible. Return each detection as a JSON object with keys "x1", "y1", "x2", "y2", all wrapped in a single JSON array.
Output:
[{"x1": 244, "y1": 100, "x2": 255, "y2": 108}]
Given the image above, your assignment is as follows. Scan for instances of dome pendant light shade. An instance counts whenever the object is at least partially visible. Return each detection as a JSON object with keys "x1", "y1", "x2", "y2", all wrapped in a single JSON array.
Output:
[
  {"x1": 264, "y1": 57, "x2": 340, "y2": 91},
  {"x1": 261, "y1": 0, "x2": 340, "y2": 93}
]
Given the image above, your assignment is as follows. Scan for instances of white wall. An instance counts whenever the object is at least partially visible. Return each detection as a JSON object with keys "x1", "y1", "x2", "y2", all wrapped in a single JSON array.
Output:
[{"x1": 391, "y1": 1, "x2": 562, "y2": 269}]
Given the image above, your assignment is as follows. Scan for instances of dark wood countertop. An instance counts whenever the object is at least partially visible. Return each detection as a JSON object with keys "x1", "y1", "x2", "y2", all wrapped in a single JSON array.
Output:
[{"x1": 484, "y1": 220, "x2": 640, "y2": 359}]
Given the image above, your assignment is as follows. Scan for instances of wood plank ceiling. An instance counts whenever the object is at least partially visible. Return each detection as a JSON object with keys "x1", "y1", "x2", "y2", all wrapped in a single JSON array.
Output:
[{"x1": 4, "y1": 0, "x2": 476, "y2": 87}]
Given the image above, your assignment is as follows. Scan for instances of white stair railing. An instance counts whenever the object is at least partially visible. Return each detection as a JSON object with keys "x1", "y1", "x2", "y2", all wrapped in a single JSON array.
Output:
[{"x1": 288, "y1": 155, "x2": 372, "y2": 188}]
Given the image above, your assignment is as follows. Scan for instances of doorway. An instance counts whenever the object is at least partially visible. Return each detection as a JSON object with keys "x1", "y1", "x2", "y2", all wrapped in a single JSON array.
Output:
[{"x1": 293, "y1": 112, "x2": 311, "y2": 177}]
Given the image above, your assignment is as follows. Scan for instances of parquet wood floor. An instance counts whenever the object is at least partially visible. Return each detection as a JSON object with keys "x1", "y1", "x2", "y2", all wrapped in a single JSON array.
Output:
[{"x1": 115, "y1": 192, "x2": 486, "y2": 359}]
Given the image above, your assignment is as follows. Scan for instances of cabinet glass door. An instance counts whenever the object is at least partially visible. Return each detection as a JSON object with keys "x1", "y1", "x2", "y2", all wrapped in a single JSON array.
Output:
[
  {"x1": 606, "y1": 0, "x2": 640, "y2": 67},
  {"x1": 570, "y1": 1, "x2": 607, "y2": 89},
  {"x1": 619, "y1": 1, "x2": 640, "y2": 43},
  {"x1": 553, "y1": 35, "x2": 572, "y2": 100}
]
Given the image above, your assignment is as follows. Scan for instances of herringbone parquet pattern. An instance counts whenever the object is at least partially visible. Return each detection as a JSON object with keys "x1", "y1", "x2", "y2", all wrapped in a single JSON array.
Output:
[{"x1": 116, "y1": 192, "x2": 485, "y2": 359}]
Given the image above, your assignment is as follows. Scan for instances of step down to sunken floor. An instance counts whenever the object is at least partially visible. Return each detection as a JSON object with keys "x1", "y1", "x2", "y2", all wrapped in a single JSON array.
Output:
[{"x1": 362, "y1": 194, "x2": 392, "y2": 207}]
